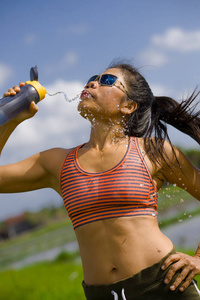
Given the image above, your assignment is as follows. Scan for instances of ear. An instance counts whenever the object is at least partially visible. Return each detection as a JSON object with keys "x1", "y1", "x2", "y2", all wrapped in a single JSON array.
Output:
[{"x1": 120, "y1": 100, "x2": 137, "y2": 115}]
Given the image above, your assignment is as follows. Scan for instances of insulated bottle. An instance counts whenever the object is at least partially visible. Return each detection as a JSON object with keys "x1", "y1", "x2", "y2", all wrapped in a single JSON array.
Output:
[{"x1": 0, "y1": 66, "x2": 46, "y2": 125}]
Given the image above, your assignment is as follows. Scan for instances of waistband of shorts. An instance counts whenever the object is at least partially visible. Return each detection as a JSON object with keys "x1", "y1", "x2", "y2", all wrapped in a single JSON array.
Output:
[{"x1": 82, "y1": 247, "x2": 176, "y2": 298}]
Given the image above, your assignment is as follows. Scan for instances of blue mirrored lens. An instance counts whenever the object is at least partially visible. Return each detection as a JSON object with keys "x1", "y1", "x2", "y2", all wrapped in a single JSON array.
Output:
[
  {"x1": 100, "y1": 74, "x2": 118, "y2": 86},
  {"x1": 87, "y1": 75, "x2": 98, "y2": 84}
]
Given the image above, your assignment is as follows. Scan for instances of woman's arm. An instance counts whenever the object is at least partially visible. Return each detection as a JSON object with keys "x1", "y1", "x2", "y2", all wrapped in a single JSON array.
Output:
[
  {"x1": 0, "y1": 84, "x2": 67, "y2": 195},
  {"x1": 161, "y1": 141, "x2": 200, "y2": 200},
  {"x1": 0, "y1": 147, "x2": 67, "y2": 195},
  {"x1": 160, "y1": 141, "x2": 200, "y2": 292}
]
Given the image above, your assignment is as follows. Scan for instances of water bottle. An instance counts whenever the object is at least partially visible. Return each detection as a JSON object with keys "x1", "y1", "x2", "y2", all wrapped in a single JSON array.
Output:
[{"x1": 0, "y1": 66, "x2": 46, "y2": 125}]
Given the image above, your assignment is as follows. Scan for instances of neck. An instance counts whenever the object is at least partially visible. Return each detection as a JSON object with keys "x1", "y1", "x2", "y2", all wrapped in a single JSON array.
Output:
[{"x1": 88, "y1": 121, "x2": 127, "y2": 151}]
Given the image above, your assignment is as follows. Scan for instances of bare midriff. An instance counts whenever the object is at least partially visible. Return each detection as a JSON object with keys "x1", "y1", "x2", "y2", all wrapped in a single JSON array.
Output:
[{"x1": 75, "y1": 215, "x2": 173, "y2": 285}]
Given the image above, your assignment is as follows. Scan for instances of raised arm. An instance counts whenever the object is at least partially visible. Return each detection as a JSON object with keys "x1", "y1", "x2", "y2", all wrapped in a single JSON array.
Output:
[{"x1": 0, "y1": 84, "x2": 68, "y2": 196}]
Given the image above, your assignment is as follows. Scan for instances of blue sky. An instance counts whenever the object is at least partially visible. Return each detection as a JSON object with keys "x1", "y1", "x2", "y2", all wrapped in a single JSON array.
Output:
[{"x1": 0, "y1": 0, "x2": 200, "y2": 220}]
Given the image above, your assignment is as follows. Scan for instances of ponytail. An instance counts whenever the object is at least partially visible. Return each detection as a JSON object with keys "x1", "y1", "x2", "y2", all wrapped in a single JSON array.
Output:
[
  {"x1": 149, "y1": 90, "x2": 200, "y2": 144},
  {"x1": 144, "y1": 90, "x2": 200, "y2": 165},
  {"x1": 108, "y1": 61, "x2": 200, "y2": 165}
]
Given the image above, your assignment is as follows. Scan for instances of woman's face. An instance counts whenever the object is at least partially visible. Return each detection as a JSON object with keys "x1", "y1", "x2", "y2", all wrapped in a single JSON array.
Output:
[{"x1": 78, "y1": 68, "x2": 129, "y2": 123}]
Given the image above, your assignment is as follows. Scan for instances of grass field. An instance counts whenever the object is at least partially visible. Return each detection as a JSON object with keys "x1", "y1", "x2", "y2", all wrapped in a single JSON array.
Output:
[{"x1": 0, "y1": 260, "x2": 85, "y2": 300}]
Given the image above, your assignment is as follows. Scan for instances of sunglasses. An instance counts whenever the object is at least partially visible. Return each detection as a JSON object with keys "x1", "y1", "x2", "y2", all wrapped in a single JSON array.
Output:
[{"x1": 86, "y1": 74, "x2": 131, "y2": 98}]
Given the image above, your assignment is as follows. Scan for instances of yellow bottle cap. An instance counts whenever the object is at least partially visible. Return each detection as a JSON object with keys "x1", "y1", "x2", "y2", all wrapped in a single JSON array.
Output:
[{"x1": 25, "y1": 80, "x2": 47, "y2": 101}]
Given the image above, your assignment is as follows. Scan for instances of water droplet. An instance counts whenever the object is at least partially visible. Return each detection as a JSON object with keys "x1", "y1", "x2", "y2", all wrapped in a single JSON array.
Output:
[
  {"x1": 178, "y1": 219, "x2": 183, "y2": 223},
  {"x1": 189, "y1": 215, "x2": 192, "y2": 218}
]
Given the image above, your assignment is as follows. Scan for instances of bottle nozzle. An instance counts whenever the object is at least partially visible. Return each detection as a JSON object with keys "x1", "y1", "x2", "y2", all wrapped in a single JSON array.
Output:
[
  {"x1": 25, "y1": 80, "x2": 47, "y2": 101},
  {"x1": 30, "y1": 66, "x2": 38, "y2": 81}
]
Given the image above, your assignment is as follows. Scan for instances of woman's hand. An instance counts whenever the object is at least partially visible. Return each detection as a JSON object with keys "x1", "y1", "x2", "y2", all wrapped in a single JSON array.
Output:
[
  {"x1": 161, "y1": 251, "x2": 200, "y2": 292},
  {"x1": 3, "y1": 82, "x2": 38, "y2": 124},
  {"x1": 3, "y1": 82, "x2": 25, "y2": 97}
]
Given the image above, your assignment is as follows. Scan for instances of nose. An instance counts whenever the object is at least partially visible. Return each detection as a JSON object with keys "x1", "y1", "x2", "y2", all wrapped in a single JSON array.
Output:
[{"x1": 85, "y1": 80, "x2": 98, "y2": 89}]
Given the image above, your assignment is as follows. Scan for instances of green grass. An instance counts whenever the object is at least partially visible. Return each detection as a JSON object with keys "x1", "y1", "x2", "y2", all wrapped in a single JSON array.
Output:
[{"x1": 0, "y1": 261, "x2": 85, "y2": 300}]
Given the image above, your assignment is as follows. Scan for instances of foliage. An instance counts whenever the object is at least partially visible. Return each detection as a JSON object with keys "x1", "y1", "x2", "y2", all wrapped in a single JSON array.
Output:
[{"x1": 181, "y1": 148, "x2": 200, "y2": 167}]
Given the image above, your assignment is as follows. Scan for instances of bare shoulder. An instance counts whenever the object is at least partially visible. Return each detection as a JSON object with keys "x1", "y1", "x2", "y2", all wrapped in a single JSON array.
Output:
[
  {"x1": 39, "y1": 147, "x2": 74, "y2": 176},
  {"x1": 137, "y1": 137, "x2": 178, "y2": 164}
]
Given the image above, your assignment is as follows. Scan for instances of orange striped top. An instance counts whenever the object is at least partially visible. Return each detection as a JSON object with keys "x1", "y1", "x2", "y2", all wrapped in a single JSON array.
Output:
[{"x1": 60, "y1": 137, "x2": 158, "y2": 229}]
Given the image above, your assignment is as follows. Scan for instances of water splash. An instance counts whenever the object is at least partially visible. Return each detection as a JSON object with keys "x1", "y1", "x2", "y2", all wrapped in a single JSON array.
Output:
[{"x1": 47, "y1": 91, "x2": 80, "y2": 102}]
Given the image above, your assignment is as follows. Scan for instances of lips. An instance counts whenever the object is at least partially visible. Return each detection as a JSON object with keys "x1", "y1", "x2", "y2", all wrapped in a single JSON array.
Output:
[{"x1": 80, "y1": 90, "x2": 93, "y2": 99}]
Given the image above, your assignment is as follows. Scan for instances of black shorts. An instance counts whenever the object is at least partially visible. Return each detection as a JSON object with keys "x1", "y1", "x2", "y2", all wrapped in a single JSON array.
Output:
[{"x1": 82, "y1": 248, "x2": 200, "y2": 300}]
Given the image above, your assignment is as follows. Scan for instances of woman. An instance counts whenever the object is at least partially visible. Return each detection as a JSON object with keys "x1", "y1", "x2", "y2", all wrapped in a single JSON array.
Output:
[{"x1": 1, "y1": 62, "x2": 200, "y2": 299}]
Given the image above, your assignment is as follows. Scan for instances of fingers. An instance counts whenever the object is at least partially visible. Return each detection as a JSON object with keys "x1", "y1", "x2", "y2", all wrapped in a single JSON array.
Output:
[
  {"x1": 162, "y1": 252, "x2": 200, "y2": 292},
  {"x1": 3, "y1": 83, "x2": 25, "y2": 97},
  {"x1": 29, "y1": 101, "x2": 39, "y2": 115},
  {"x1": 161, "y1": 253, "x2": 181, "y2": 270},
  {"x1": 166, "y1": 263, "x2": 195, "y2": 291}
]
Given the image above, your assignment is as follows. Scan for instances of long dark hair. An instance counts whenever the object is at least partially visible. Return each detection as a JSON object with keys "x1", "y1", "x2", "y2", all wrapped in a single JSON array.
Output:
[{"x1": 109, "y1": 62, "x2": 200, "y2": 164}]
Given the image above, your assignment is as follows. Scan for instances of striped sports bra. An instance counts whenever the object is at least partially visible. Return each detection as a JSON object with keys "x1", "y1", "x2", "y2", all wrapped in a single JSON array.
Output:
[{"x1": 60, "y1": 137, "x2": 158, "y2": 229}]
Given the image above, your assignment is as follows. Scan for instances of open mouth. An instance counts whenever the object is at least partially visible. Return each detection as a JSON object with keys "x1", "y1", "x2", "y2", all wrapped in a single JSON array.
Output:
[{"x1": 80, "y1": 90, "x2": 93, "y2": 99}]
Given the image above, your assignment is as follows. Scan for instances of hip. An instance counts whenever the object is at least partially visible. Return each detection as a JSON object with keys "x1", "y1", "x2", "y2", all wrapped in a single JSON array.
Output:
[{"x1": 82, "y1": 247, "x2": 200, "y2": 300}]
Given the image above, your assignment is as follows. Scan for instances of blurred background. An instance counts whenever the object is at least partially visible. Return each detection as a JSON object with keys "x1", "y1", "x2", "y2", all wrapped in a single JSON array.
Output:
[{"x1": 0, "y1": 1, "x2": 200, "y2": 298}]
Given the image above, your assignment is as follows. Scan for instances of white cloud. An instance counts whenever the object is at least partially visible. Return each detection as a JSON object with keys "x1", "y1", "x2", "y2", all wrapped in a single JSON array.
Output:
[
  {"x1": 140, "y1": 27, "x2": 200, "y2": 67},
  {"x1": 62, "y1": 51, "x2": 79, "y2": 65},
  {"x1": 150, "y1": 83, "x2": 170, "y2": 96},
  {"x1": 44, "y1": 51, "x2": 79, "y2": 75},
  {"x1": 152, "y1": 28, "x2": 200, "y2": 52},
  {"x1": 24, "y1": 33, "x2": 37, "y2": 45},
  {"x1": 139, "y1": 48, "x2": 168, "y2": 67},
  {"x1": 0, "y1": 63, "x2": 14, "y2": 87},
  {"x1": 68, "y1": 24, "x2": 88, "y2": 35}
]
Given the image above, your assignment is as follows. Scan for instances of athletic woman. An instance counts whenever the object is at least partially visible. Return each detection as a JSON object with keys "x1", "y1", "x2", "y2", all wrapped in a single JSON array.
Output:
[{"x1": 1, "y1": 62, "x2": 200, "y2": 299}]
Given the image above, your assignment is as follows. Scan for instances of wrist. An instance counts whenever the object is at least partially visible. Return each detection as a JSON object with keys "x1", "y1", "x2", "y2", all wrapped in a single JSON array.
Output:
[{"x1": 0, "y1": 121, "x2": 19, "y2": 155}]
